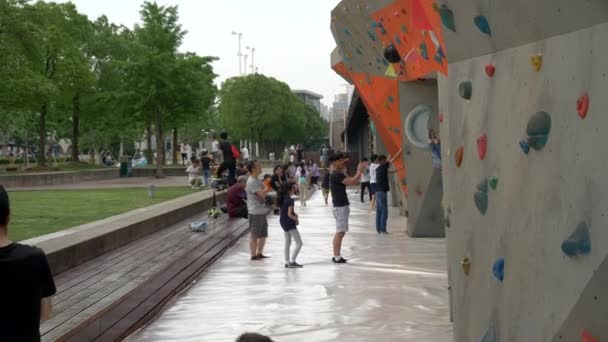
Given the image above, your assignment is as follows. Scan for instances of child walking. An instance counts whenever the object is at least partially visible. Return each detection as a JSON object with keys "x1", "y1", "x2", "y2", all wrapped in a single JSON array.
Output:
[
  {"x1": 278, "y1": 182, "x2": 303, "y2": 268},
  {"x1": 295, "y1": 162, "x2": 309, "y2": 206}
]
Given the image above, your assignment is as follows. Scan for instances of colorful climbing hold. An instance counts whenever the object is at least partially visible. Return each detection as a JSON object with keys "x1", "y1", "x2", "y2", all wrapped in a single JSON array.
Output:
[
  {"x1": 561, "y1": 222, "x2": 591, "y2": 257},
  {"x1": 474, "y1": 190, "x2": 488, "y2": 215},
  {"x1": 367, "y1": 31, "x2": 377, "y2": 42},
  {"x1": 492, "y1": 258, "x2": 504, "y2": 282},
  {"x1": 439, "y1": 5, "x2": 456, "y2": 32},
  {"x1": 485, "y1": 64, "x2": 496, "y2": 78},
  {"x1": 395, "y1": 35, "x2": 402, "y2": 45},
  {"x1": 419, "y1": 42, "x2": 429, "y2": 60},
  {"x1": 477, "y1": 134, "x2": 488, "y2": 160},
  {"x1": 477, "y1": 179, "x2": 489, "y2": 193},
  {"x1": 455, "y1": 146, "x2": 464, "y2": 167},
  {"x1": 461, "y1": 257, "x2": 471, "y2": 275},
  {"x1": 384, "y1": 44, "x2": 401, "y2": 63},
  {"x1": 526, "y1": 111, "x2": 551, "y2": 150},
  {"x1": 473, "y1": 15, "x2": 492, "y2": 36},
  {"x1": 480, "y1": 325, "x2": 496, "y2": 342},
  {"x1": 531, "y1": 54, "x2": 543, "y2": 72},
  {"x1": 519, "y1": 140, "x2": 530, "y2": 154},
  {"x1": 577, "y1": 93, "x2": 589, "y2": 119},
  {"x1": 459, "y1": 81, "x2": 472, "y2": 100},
  {"x1": 445, "y1": 216, "x2": 450, "y2": 228},
  {"x1": 385, "y1": 64, "x2": 398, "y2": 78},
  {"x1": 343, "y1": 28, "x2": 352, "y2": 36},
  {"x1": 581, "y1": 330, "x2": 599, "y2": 342},
  {"x1": 400, "y1": 24, "x2": 408, "y2": 33},
  {"x1": 488, "y1": 177, "x2": 498, "y2": 190},
  {"x1": 437, "y1": 46, "x2": 446, "y2": 58},
  {"x1": 439, "y1": 114, "x2": 444, "y2": 123}
]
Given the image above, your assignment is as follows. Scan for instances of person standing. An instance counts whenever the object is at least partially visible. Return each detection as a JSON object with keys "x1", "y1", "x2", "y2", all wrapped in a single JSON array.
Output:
[
  {"x1": 241, "y1": 145, "x2": 250, "y2": 162},
  {"x1": 295, "y1": 162, "x2": 309, "y2": 207},
  {"x1": 296, "y1": 144, "x2": 304, "y2": 162},
  {"x1": 200, "y1": 150, "x2": 213, "y2": 188},
  {"x1": 246, "y1": 161, "x2": 272, "y2": 260},
  {"x1": 359, "y1": 157, "x2": 371, "y2": 203},
  {"x1": 321, "y1": 169, "x2": 331, "y2": 206},
  {"x1": 375, "y1": 150, "x2": 403, "y2": 234},
  {"x1": 369, "y1": 154, "x2": 379, "y2": 210},
  {"x1": 329, "y1": 153, "x2": 365, "y2": 263},
  {"x1": 277, "y1": 182, "x2": 304, "y2": 268},
  {"x1": 320, "y1": 145, "x2": 329, "y2": 168},
  {"x1": 308, "y1": 159, "x2": 320, "y2": 185},
  {"x1": 211, "y1": 134, "x2": 220, "y2": 162},
  {"x1": 0, "y1": 185, "x2": 57, "y2": 341},
  {"x1": 180, "y1": 143, "x2": 188, "y2": 166},
  {"x1": 217, "y1": 132, "x2": 237, "y2": 186}
]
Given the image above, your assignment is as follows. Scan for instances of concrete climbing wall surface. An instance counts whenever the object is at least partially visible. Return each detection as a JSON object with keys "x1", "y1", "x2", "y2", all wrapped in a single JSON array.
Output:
[
  {"x1": 440, "y1": 8, "x2": 608, "y2": 340},
  {"x1": 399, "y1": 80, "x2": 444, "y2": 237}
]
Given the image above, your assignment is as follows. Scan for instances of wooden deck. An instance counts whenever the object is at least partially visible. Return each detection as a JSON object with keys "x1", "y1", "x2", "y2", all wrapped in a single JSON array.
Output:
[{"x1": 41, "y1": 213, "x2": 249, "y2": 341}]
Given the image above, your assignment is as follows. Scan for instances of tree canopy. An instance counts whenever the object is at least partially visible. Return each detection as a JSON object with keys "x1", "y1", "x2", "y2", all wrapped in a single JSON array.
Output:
[{"x1": 218, "y1": 74, "x2": 328, "y2": 150}]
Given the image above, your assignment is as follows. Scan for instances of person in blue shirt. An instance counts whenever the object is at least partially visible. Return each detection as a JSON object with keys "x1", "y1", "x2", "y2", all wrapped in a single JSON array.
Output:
[{"x1": 277, "y1": 182, "x2": 303, "y2": 268}]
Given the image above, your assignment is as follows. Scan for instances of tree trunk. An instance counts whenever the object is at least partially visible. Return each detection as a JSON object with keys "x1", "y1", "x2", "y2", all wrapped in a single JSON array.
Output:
[
  {"x1": 71, "y1": 94, "x2": 80, "y2": 162},
  {"x1": 172, "y1": 127, "x2": 178, "y2": 165},
  {"x1": 119, "y1": 136, "x2": 124, "y2": 158},
  {"x1": 154, "y1": 106, "x2": 164, "y2": 178},
  {"x1": 146, "y1": 119, "x2": 153, "y2": 164},
  {"x1": 38, "y1": 104, "x2": 47, "y2": 167}
]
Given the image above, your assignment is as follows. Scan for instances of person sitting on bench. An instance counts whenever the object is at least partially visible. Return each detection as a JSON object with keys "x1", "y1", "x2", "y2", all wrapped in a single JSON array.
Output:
[{"x1": 226, "y1": 175, "x2": 248, "y2": 219}]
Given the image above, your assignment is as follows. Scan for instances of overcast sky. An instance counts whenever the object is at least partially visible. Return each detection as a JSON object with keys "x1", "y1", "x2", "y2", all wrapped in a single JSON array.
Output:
[{"x1": 50, "y1": 0, "x2": 347, "y2": 107}]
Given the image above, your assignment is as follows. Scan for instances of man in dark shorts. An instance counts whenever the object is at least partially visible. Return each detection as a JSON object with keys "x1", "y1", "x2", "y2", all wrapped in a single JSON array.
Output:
[
  {"x1": 226, "y1": 176, "x2": 248, "y2": 219},
  {"x1": 329, "y1": 153, "x2": 365, "y2": 263},
  {"x1": 246, "y1": 161, "x2": 272, "y2": 260},
  {"x1": 217, "y1": 132, "x2": 237, "y2": 185},
  {"x1": 0, "y1": 185, "x2": 57, "y2": 341}
]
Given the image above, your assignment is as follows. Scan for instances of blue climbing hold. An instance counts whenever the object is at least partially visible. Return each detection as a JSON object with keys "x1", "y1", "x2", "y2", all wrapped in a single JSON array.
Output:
[
  {"x1": 395, "y1": 35, "x2": 402, "y2": 45},
  {"x1": 477, "y1": 179, "x2": 489, "y2": 193},
  {"x1": 459, "y1": 81, "x2": 472, "y2": 100},
  {"x1": 562, "y1": 222, "x2": 591, "y2": 257},
  {"x1": 474, "y1": 191, "x2": 488, "y2": 215},
  {"x1": 437, "y1": 46, "x2": 446, "y2": 58},
  {"x1": 388, "y1": 95, "x2": 394, "y2": 103},
  {"x1": 519, "y1": 140, "x2": 530, "y2": 154},
  {"x1": 474, "y1": 15, "x2": 492, "y2": 36},
  {"x1": 367, "y1": 31, "x2": 377, "y2": 42},
  {"x1": 493, "y1": 258, "x2": 504, "y2": 282},
  {"x1": 343, "y1": 28, "x2": 352, "y2": 36},
  {"x1": 439, "y1": 5, "x2": 456, "y2": 32},
  {"x1": 480, "y1": 325, "x2": 496, "y2": 342},
  {"x1": 378, "y1": 23, "x2": 387, "y2": 35},
  {"x1": 420, "y1": 42, "x2": 428, "y2": 60},
  {"x1": 371, "y1": 21, "x2": 378, "y2": 28},
  {"x1": 434, "y1": 54, "x2": 442, "y2": 64}
]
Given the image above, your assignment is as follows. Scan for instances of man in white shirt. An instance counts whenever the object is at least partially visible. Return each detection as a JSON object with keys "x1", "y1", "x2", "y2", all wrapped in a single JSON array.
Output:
[
  {"x1": 241, "y1": 146, "x2": 250, "y2": 161},
  {"x1": 210, "y1": 134, "x2": 220, "y2": 162},
  {"x1": 369, "y1": 154, "x2": 379, "y2": 210}
]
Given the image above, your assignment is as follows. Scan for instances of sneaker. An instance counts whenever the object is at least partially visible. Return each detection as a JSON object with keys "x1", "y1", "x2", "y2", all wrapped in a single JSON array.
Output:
[
  {"x1": 273, "y1": 209, "x2": 280, "y2": 215},
  {"x1": 289, "y1": 262, "x2": 303, "y2": 268},
  {"x1": 257, "y1": 254, "x2": 271, "y2": 259},
  {"x1": 332, "y1": 257, "x2": 348, "y2": 264},
  {"x1": 382, "y1": 231, "x2": 390, "y2": 234},
  {"x1": 251, "y1": 255, "x2": 261, "y2": 260}
]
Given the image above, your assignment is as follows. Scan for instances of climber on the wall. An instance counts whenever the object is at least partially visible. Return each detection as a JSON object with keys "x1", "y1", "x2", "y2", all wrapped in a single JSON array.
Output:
[{"x1": 429, "y1": 129, "x2": 441, "y2": 169}]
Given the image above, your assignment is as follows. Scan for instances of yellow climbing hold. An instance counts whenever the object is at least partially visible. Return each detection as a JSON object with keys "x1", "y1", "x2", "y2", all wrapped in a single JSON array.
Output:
[
  {"x1": 461, "y1": 257, "x2": 471, "y2": 275},
  {"x1": 531, "y1": 54, "x2": 543, "y2": 72},
  {"x1": 385, "y1": 64, "x2": 398, "y2": 78}
]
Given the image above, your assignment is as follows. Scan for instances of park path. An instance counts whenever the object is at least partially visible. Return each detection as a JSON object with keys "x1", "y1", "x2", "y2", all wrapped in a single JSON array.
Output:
[{"x1": 128, "y1": 189, "x2": 452, "y2": 342}]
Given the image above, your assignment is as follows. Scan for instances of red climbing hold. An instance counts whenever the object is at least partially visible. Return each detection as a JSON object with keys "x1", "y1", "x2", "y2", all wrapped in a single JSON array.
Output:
[
  {"x1": 577, "y1": 93, "x2": 589, "y2": 119},
  {"x1": 455, "y1": 146, "x2": 464, "y2": 168},
  {"x1": 477, "y1": 134, "x2": 488, "y2": 160},
  {"x1": 485, "y1": 64, "x2": 495, "y2": 78},
  {"x1": 439, "y1": 114, "x2": 444, "y2": 123},
  {"x1": 581, "y1": 330, "x2": 599, "y2": 342}
]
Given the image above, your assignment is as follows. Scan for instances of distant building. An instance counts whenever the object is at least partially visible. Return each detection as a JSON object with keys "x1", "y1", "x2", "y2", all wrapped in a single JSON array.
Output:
[
  {"x1": 292, "y1": 89, "x2": 323, "y2": 113},
  {"x1": 320, "y1": 103, "x2": 330, "y2": 121}
]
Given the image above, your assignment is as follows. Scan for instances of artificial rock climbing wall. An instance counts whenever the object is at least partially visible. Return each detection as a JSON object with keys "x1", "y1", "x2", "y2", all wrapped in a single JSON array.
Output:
[
  {"x1": 331, "y1": 0, "x2": 447, "y2": 237},
  {"x1": 439, "y1": 1, "x2": 608, "y2": 340}
]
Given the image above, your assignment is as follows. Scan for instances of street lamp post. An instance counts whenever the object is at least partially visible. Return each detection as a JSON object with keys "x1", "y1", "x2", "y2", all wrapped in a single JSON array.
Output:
[
  {"x1": 231, "y1": 31, "x2": 243, "y2": 75},
  {"x1": 243, "y1": 53, "x2": 249, "y2": 76},
  {"x1": 246, "y1": 46, "x2": 256, "y2": 73}
]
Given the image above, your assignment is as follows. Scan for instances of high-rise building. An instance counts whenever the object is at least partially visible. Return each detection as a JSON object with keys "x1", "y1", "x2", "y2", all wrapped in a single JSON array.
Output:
[{"x1": 292, "y1": 90, "x2": 323, "y2": 113}]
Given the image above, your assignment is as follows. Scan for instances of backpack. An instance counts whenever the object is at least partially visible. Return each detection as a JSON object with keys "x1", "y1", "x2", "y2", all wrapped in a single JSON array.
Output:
[{"x1": 231, "y1": 145, "x2": 241, "y2": 159}]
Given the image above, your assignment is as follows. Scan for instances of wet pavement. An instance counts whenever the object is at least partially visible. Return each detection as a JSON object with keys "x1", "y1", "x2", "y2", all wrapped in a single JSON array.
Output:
[{"x1": 128, "y1": 189, "x2": 452, "y2": 342}]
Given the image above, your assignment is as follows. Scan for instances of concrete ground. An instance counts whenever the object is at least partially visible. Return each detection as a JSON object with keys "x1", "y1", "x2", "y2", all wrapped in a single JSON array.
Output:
[{"x1": 128, "y1": 190, "x2": 452, "y2": 342}]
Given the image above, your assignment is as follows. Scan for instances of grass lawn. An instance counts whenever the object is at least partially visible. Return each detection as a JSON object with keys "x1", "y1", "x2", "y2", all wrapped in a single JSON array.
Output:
[{"x1": 7, "y1": 187, "x2": 198, "y2": 241}]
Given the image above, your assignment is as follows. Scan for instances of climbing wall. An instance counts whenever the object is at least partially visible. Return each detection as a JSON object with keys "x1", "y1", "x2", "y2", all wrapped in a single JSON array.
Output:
[
  {"x1": 439, "y1": 1, "x2": 608, "y2": 340},
  {"x1": 330, "y1": 0, "x2": 448, "y2": 238}
]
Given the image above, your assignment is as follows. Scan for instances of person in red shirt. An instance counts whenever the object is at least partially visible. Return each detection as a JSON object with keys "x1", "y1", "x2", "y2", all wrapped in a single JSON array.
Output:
[{"x1": 226, "y1": 176, "x2": 248, "y2": 219}]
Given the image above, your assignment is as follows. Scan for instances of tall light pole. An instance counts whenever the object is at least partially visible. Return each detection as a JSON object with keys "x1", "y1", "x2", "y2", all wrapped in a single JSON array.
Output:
[
  {"x1": 246, "y1": 46, "x2": 256, "y2": 73},
  {"x1": 231, "y1": 31, "x2": 243, "y2": 75},
  {"x1": 243, "y1": 53, "x2": 249, "y2": 76}
]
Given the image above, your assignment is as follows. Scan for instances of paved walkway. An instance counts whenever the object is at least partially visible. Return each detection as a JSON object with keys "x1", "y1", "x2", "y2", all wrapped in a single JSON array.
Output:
[{"x1": 128, "y1": 190, "x2": 452, "y2": 342}]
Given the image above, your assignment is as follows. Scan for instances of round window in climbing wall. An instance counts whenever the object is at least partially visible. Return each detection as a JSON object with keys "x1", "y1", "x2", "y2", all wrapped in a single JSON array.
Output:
[{"x1": 405, "y1": 104, "x2": 432, "y2": 149}]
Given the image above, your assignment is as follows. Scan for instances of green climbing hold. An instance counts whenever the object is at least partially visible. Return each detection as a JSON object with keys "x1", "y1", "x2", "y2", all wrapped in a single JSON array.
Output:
[
  {"x1": 488, "y1": 177, "x2": 498, "y2": 190},
  {"x1": 526, "y1": 111, "x2": 551, "y2": 151}
]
